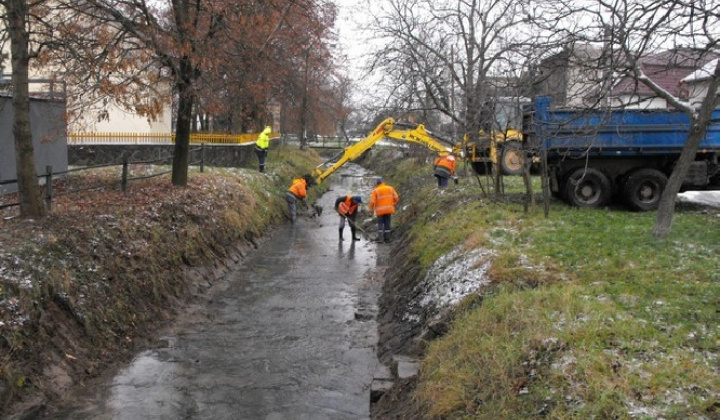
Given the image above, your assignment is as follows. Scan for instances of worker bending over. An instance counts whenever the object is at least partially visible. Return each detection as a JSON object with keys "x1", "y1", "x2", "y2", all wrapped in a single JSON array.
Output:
[
  {"x1": 369, "y1": 177, "x2": 399, "y2": 243},
  {"x1": 286, "y1": 175, "x2": 312, "y2": 224},
  {"x1": 334, "y1": 195, "x2": 363, "y2": 241},
  {"x1": 433, "y1": 153, "x2": 457, "y2": 188}
]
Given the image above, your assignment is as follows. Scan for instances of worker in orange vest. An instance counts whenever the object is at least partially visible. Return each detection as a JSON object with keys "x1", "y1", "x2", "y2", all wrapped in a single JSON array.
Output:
[
  {"x1": 433, "y1": 153, "x2": 457, "y2": 188},
  {"x1": 369, "y1": 177, "x2": 399, "y2": 243},
  {"x1": 334, "y1": 195, "x2": 363, "y2": 241},
  {"x1": 286, "y1": 174, "x2": 313, "y2": 224}
]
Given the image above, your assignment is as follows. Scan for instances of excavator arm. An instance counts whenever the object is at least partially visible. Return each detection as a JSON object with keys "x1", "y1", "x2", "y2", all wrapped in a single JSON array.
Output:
[{"x1": 311, "y1": 118, "x2": 456, "y2": 183}]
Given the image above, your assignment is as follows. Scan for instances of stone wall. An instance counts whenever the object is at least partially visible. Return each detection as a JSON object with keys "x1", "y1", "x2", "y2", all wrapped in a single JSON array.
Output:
[{"x1": 68, "y1": 140, "x2": 280, "y2": 168}]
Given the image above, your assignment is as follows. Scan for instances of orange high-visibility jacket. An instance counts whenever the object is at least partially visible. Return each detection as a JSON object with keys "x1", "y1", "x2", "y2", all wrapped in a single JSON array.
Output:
[
  {"x1": 288, "y1": 177, "x2": 307, "y2": 199},
  {"x1": 337, "y1": 195, "x2": 359, "y2": 216},
  {"x1": 434, "y1": 155, "x2": 457, "y2": 177},
  {"x1": 369, "y1": 183, "x2": 399, "y2": 216}
]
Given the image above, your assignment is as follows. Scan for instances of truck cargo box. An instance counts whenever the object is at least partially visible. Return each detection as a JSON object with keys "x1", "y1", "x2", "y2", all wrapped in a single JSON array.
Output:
[{"x1": 527, "y1": 97, "x2": 720, "y2": 157}]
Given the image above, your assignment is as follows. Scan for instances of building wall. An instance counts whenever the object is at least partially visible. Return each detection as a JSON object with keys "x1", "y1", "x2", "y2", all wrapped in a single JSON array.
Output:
[
  {"x1": 686, "y1": 83, "x2": 708, "y2": 108},
  {"x1": 71, "y1": 98, "x2": 173, "y2": 134},
  {"x1": 0, "y1": 20, "x2": 173, "y2": 136},
  {"x1": 0, "y1": 96, "x2": 68, "y2": 193},
  {"x1": 609, "y1": 94, "x2": 668, "y2": 109},
  {"x1": 684, "y1": 82, "x2": 720, "y2": 109}
]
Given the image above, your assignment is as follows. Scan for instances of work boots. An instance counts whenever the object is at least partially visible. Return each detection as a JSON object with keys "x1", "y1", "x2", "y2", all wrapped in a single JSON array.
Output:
[
  {"x1": 384, "y1": 230, "x2": 392, "y2": 243},
  {"x1": 376, "y1": 230, "x2": 385, "y2": 243},
  {"x1": 339, "y1": 228, "x2": 344, "y2": 241},
  {"x1": 351, "y1": 227, "x2": 361, "y2": 241}
]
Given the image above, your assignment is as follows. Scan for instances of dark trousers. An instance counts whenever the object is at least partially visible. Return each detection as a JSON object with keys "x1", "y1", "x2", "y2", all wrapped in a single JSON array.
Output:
[
  {"x1": 255, "y1": 147, "x2": 268, "y2": 172},
  {"x1": 285, "y1": 192, "x2": 298, "y2": 223},
  {"x1": 339, "y1": 212, "x2": 359, "y2": 240},
  {"x1": 436, "y1": 175, "x2": 449, "y2": 188},
  {"x1": 377, "y1": 214, "x2": 392, "y2": 232},
  {"x1": 339, "y1": 213, "x2": 357, "y2": 229}
]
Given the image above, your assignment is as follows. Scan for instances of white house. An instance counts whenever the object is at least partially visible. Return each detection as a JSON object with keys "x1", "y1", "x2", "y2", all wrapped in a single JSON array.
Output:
[
  {"x1": 609, "y1": 49, "x2": 717, "y2": 109},
  {"x1": 681, "y1": 58, "x2": 720, "y2": 109},
  {"x1": 0, "y1": 14, "x2": 173, "y2": 135}
]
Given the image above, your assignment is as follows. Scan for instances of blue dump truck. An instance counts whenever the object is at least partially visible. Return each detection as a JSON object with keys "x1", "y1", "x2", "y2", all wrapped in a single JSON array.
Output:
[{"x1": 522, "y1": 97, "x2": 720, "y2": 210}]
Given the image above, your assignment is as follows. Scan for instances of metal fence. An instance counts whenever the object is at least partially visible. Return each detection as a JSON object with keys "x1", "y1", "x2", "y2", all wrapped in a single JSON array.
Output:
[
  {"x1": 67, "y1": 132, "x2": 277, "y2": 145},
  {"x1": 67, "y1": 132, "x2": 359, "y2": 149}
]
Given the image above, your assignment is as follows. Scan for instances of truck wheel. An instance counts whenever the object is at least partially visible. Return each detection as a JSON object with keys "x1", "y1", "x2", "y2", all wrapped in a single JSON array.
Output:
[
  {"x1": 499, "y1": 141, "x2": 524, "y2": 176},
  {"x1": 564, "y1": 167, "x2": 612, "y2": 208},
  {"x1": 623, "y1": 168, "x2": 667, "y2": 211}
]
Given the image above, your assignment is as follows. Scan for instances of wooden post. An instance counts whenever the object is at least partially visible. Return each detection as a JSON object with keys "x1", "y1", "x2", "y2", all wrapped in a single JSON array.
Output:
[
  {"x1": 45, "y1": 165, "x2": 53, "y2": 211},
  {"x1": 121, "y1": 158, "x2": 129, "y2": 191}
]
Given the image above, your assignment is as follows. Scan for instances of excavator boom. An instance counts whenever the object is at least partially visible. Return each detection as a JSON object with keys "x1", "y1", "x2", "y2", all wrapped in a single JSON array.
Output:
[{"x1": 312, "y1": 118, "x2": 456, "y2": 183}]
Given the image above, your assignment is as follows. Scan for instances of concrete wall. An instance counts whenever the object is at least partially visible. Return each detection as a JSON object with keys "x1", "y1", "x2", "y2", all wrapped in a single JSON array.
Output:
[{"x1": 0, "y1": 96, "x2": 68, "y2": 193}]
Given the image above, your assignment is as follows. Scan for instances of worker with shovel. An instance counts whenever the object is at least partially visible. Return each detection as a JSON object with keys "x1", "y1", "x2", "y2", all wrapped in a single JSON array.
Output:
[
  {"x1": 286, "y1": 174, "x2": 314, "y2": 225},
  {"x1": 334, "y1": 195, "x2": 363, "y2": 241}
]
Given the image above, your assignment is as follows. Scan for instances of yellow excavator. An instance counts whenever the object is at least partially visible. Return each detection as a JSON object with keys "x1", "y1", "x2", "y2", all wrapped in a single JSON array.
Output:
[
  {"x1": 311, "y1": 117, "x2": 460, "y2": 183},
  {"x1": 464, "y1": 128, "x2": 524, "y2": 176}
]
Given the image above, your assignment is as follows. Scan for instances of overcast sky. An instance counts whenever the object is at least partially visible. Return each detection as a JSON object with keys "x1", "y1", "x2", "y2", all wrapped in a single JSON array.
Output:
[
  {"x1": 333, "y1": 0, "x2": 387, "y2": 107},
  {"x1": 333, "y1": 0, "x2": 375, "y2": 76}
]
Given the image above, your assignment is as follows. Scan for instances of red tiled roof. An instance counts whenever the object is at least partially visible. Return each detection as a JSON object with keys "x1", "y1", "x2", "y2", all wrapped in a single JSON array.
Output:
[{"x1": 611, "y1": 48, "x2": 717, "y2": 97}]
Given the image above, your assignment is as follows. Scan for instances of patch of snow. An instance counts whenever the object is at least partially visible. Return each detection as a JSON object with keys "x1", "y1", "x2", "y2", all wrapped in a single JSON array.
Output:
[
  {"x1": 682, "y1": 59, "x2": 719, "y2": 83},
  {"x1": 405, "y1": 246, "x2": 494, "y2": 321},
  {"x1": 677, "y1": 191, "x2": 720, "y2": 208}
]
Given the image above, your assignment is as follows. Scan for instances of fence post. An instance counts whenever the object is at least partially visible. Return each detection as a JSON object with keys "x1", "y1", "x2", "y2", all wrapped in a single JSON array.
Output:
[
  {"x1": 200, "y1": 143, "x2": 205, "y2": 173},
  {"x1": 121, "y1": 158, "x2": 129, "y2": 191},
  {"x1": 45, "y1": 165, "x2": 53, "y2": 211}
]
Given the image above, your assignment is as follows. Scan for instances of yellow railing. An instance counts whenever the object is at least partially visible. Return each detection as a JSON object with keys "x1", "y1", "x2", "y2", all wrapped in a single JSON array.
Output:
[{"x1": 67, "y1": 132, "x2": 279, "y2": 145}]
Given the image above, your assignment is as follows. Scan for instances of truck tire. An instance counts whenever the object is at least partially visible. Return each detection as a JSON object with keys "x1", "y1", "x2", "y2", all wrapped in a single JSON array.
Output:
[
  {"x1": 563, "y1": 167, "x2": 612, "y2": 208},
  {"x1": 623, "y1": 168, "x2": 667, "y2": 211},
  {"x1": 499, "y1": 141, "x2": 524, "y2": 176}
]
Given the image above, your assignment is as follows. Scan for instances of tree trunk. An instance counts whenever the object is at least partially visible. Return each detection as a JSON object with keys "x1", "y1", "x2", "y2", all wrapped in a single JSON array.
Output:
[
  {"x1": 299, "y1": 50, "x2": 310, "y2": 150},
  {"x1": 8, "y1": 0, "x2": 46, "y2": 218},
  {"x1": 172, "y1": 69, "x2": 194, "y2": 187},
  {"x1": 653, "y1": 61, "x2": 720, "y2": 238}
]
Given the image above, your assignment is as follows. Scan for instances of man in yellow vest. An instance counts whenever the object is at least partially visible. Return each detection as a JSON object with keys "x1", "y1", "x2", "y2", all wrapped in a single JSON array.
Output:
[
  {"x1": 369, "y1": 177, "x2": 399, "y2": 243},
  {"x1": 255, "y1": 125, "x2": 271, "y2": 172}
]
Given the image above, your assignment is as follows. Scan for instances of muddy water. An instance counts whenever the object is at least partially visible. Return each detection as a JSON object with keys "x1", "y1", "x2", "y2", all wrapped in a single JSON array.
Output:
[{"x1": 49, "y1": 165, "x2": 385, "y2": 420}]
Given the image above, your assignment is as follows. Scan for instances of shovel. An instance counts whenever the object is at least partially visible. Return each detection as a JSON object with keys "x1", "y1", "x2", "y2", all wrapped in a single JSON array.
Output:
[{"x1": 343, "y1": 215, "x2": 374, "y2": 241}]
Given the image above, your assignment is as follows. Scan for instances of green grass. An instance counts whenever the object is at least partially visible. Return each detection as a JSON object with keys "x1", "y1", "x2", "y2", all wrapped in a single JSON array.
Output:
[{"x1": 365, "y1": 153, "x2": 720, "y2": 419}]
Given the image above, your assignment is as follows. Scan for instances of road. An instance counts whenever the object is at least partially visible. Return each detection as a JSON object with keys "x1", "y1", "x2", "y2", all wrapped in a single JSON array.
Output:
[{"x1": 48, "y1": 165, "x2": 385, "y2": 420}]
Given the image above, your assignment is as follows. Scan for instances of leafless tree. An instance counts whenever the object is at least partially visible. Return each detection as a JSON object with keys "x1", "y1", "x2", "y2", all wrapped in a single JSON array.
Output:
[{"x1": 364, "y1": 0, "x2": 539, "y2": 193}]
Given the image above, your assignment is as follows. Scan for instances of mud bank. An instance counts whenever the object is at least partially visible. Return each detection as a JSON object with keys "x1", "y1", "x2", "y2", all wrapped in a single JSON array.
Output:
[{"x1": 1, "y1": 151, "x2": 322, "y2": 418}]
